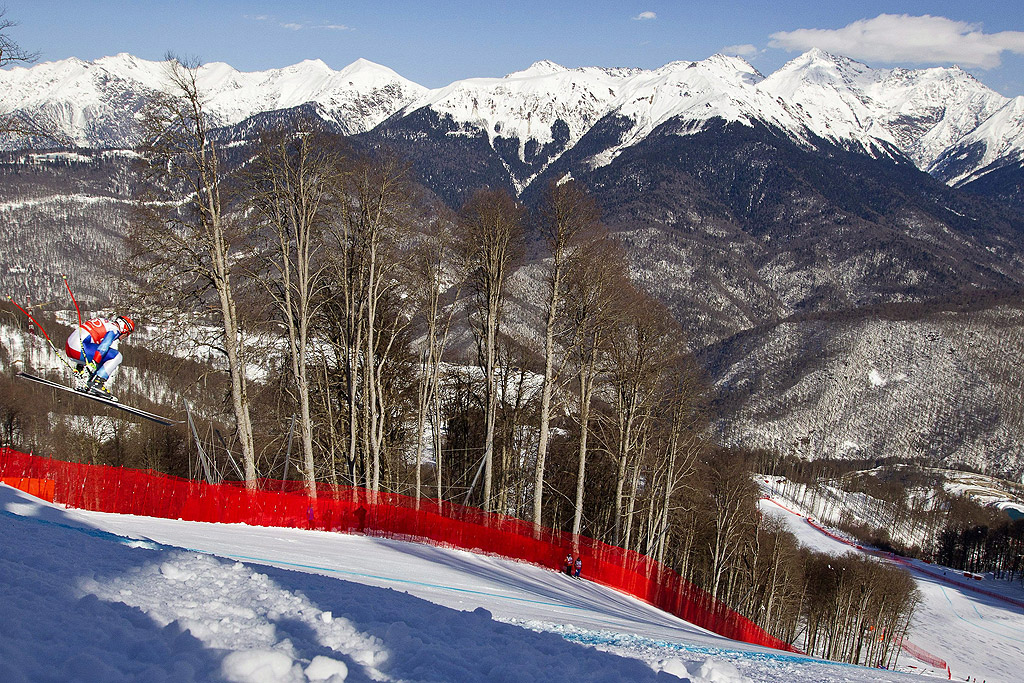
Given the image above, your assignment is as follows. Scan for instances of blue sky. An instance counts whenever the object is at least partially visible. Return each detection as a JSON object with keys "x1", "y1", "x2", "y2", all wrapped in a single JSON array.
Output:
[{"x1": 3, "y1": 1, "x2": 1023, "y2": 96}]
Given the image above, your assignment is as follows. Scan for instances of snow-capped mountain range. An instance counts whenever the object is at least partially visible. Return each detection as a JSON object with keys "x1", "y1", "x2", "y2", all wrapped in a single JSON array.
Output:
[
  {"x1": 1, "y1": 49, "x2": 1021, "y2": 191},
  {"x1": 0, "y1": 53, "x2": 428, "y2": 141}
]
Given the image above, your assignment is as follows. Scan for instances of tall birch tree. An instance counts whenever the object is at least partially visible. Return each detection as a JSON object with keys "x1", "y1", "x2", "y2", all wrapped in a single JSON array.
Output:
[
  {"x1": 532, "y1": 180, "x2": 600, "y2": 528},
  {"x1": 564, "y1": 239, "x2": 629, "y2": 538},
  {"x1": 132, "y1": 56, "x2": 257, "y2": 486},
  {"x1": 457, "y1": 188, "x2": 523, "y2": 512},
  {"x1": 324, "y1": 153, "x2": 414, "y2": 491},
  {"x1": 411, "y1": 217, "x2": 460, "y2": 502},
  {"x1": 248, "y1": 129, "x2": 339, "y2": 496}
]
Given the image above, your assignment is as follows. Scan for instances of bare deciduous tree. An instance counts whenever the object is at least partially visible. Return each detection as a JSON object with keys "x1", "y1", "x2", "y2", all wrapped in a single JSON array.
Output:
[
  {"x1": 603, "y1": 288, "x2": 677, "y2": 546},
  {"x1": 248, "y1": 128, "x2": 340, "y2": 496},
  {"x1": 410, "y1": 215, "x2": 461, "y2": 502},
  {"x1": 702, "y1": 448, "x2": 759, "y2": 602},
  {"x1": 532, "y1": 179, "x2": 601, "y2": 528},
  {"x1": 132, "y1": 55, "x2": 258, "y2": 486},
  {"x1": 321, "y1": 152, "x2": 416, "y2": 492},
  {"x1": 457, "y1": 188, "x2": 524, "y2": 512},
  {"x1": 0, "y1": 9, "x2": 35, "y2": 67},
  {"x1": 563, "y1": 237, "x2": 629, "y2": 539}
]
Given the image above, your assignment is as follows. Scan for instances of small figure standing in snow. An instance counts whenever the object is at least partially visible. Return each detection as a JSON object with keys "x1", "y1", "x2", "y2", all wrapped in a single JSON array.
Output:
[
  {"x1": 563, "y1": 553, "x2": 574, "y2": 575},
  {"x1": 574, "y1": 557, "x2": 582, "y2": 579}
]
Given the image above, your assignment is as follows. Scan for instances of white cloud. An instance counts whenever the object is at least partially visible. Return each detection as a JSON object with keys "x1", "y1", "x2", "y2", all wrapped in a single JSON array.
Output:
[
  {"x1": 279, "y1": 21, "x2": 352, "y2": 32},
  {"x1": 722, "y1": 44, "x2": 758, "y2": 58},
  {"x1": 770, "y1": 14, "x2": 1024, "y2": 69},
  {"x1": 633, "y1": 11, "x2": 657, "y2": 21},
  {"x1": 246, "y1": 14, "x2": 351, "y2": 32}
]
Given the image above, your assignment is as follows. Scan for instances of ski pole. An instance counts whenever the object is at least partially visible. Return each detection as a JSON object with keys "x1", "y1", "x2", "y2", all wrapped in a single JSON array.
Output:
[
  {"x1": 62, "y1": 274, "x2": 83, "y2": 329},
  {"x1": 8, "y1": 296, "x2": 54, "y2": 345},
  {"x1": 8, "y1": 295, "x2": 80, "y2": 375},
  {"x1": 61, "y1": 274, "x2": 92, "y2": 385}
]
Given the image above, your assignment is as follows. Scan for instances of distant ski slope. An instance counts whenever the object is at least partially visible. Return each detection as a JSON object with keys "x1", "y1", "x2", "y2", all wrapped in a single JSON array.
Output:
[
  {"x1": 760, "y1": 497, "x2": 1024, "y2": 683},
  {"x1": 1, "y1": 483, "x2": 934, "y2": 682}
]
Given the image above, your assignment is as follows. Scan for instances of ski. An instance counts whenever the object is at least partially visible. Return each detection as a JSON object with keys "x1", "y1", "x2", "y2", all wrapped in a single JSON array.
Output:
[{"x1": 16, "y1": 371, "x2": 177, "y2": 426}]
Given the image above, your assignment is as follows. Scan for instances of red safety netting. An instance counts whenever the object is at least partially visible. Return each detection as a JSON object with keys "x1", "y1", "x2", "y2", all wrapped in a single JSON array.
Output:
[
  {"x1": 1, "y1": 476, "x2": 55, "y2": 502},
  {"x1": 899, "y1": 638, "x2": 947, "y2": 670},
  {"x1": 0, "y1": 447, "x2": 797, "y2": 652}
]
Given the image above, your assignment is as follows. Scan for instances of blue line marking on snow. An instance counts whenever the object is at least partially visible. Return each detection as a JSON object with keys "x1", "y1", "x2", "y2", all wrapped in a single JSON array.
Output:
[
  {"x1": 2, "y1": 507, "x2": 589, "y2": 610},
  {"x1": 222, "y1": 551, "x2": 595, "y2": 611},
  {"x1": 19, "y1": 502, "x2": 1003, "y2": 670},
  {"x1": 0, "y1": 508, "x2": 163, "y2": 549},
  {"x1": 939, "y1": 586, "x2": 1024, "y2": 644},
  {"x1": 7, "y1": 505, "x2": 838, "y2": 671},
  {"x1": 554, "y1": 630, "x2": 853, "y2": 668}
]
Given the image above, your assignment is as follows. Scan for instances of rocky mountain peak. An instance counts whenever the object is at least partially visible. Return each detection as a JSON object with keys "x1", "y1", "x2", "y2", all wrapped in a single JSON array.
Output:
[{"x1": 506, "y1": 60, "x2": 567, "y2": 78}]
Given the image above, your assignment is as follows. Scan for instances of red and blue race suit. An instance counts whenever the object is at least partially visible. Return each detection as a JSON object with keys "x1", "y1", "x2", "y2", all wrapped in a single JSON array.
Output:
[{"x1": 65, "y1": 318, "x2": 124, "y2": 381}]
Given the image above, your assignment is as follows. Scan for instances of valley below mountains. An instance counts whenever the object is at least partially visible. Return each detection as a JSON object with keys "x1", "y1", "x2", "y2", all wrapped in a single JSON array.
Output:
[{"x1": 2, "y1": 49, "x2": 1023, "y2": 476}]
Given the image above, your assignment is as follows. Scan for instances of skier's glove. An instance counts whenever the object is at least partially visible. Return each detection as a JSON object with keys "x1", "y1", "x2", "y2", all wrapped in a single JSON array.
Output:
[{"x1": 85, "y1": 360, "x2": 98, "y2": 376}]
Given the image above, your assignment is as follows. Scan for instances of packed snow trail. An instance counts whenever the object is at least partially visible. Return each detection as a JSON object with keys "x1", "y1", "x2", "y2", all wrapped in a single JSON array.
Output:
[
  {"x1": 760, "y1": 497, "x2": 1024, "y2": 683},
  {"x1": 3, "y1": 484, "x2": 921, "y2": 682}
]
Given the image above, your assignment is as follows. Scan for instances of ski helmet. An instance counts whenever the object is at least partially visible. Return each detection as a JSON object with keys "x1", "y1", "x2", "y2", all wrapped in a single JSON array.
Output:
[{"x1": 115, "y1": 315, "x2": 135, "y2": 336}]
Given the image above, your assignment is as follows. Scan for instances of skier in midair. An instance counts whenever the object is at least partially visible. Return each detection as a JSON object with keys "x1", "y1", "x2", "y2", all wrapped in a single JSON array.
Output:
[{"x1": 64, "y1": 315, "x2": 135, "y2": 399}]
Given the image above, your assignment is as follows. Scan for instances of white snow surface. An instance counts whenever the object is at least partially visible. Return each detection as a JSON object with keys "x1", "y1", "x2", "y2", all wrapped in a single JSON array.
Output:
[
  {"x1": 760, "y1": 497, "x2": 1024, "y2": 683},
  {"x1": 1, "y1": 483, "x2": 929, "y2": 683},
  {"x1": 0, "y1": 54, "x2": 427, "y2": 146},
  {"x1": 2, "y1": 49, "x2": 1020, "y2": 186},
  {"x1": 936, "y1": 95, "x2": 1024, "y2": 184}
]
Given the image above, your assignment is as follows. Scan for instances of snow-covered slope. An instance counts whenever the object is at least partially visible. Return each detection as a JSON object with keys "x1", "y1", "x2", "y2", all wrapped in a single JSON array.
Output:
[
  {"x1": 4, "y1": 49, "x2": 1021, "y2": 189},
  {"x1": 760, "y1": 494, "x2": 1024, "y2": 683},
  {"x1": 758, "y1": 49, "x2": 1008, "y2": 168},
  {"x1": 1, "y1": 483, "x2": 928, "y2": 682},
  {"x1": 196, "y1": 57, "x2": 427, "y2": 135},
  {"x1": 588, "y1": 55, "x2": 818, "y2": 168},
  {"x1": 0, "y1": 54, "x2": 427, "y2": 148},
  {"x1": 401, "y1": 61, "x2": 635, "y2": 173},
  {"x1": 931, "y1": 96, "x2": 1024, "y2": 185}
]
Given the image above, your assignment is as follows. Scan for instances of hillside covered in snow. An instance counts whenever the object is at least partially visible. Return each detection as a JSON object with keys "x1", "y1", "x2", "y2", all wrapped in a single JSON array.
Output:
[{"x1": 2, "y1": 49, "x2": 1022, "y2": 193}]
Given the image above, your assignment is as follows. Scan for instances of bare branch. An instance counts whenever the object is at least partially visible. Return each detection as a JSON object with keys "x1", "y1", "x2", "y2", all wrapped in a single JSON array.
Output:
[{"x1": 0, "y1": 9, "x2": 39, "y2": 67}]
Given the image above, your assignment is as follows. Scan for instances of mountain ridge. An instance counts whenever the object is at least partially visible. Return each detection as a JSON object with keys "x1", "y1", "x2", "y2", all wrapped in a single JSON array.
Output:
[{"x1": 2, "y1": 50, "x2": 1022, "y2": 194}]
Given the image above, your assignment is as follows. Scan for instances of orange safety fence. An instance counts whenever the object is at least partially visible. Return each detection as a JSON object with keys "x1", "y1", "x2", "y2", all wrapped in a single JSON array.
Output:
[
  {"x1": 899, "y1": 638, "x2": 948, "y2": 672},
  {"x1": 1, "y1": 476, "x2": 55, "y2": 502},
  {"x1": 0, "y1": 447, "x2": 799, "y2": 653}
]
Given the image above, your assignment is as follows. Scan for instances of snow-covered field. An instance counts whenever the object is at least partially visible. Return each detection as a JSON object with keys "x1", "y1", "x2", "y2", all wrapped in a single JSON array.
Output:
[
  {"x1": 0, "y1": 484, "x2": 933, "y2": 683},
  {"x1": 760, "y1": 498, "x2": 1024, "y2": 683}
]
